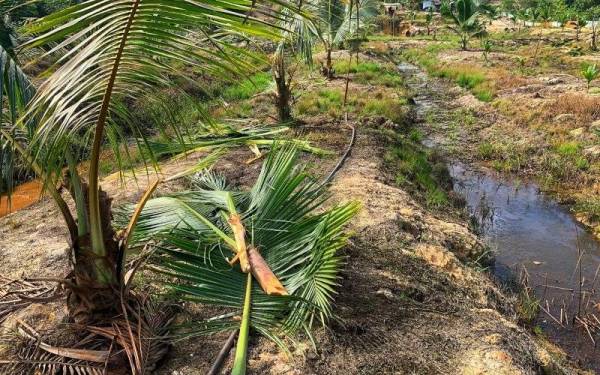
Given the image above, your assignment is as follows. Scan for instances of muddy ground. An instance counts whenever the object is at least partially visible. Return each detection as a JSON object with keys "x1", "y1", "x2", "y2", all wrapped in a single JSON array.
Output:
[{"x1": 0, "y1": 50, "x2": 587, "y2": 374}]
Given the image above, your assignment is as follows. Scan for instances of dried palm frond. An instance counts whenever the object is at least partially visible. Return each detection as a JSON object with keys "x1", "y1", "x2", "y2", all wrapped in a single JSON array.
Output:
[
  {"x1": 0, "y1": 275, "x2": 63, "y2": 324},
  {"x1": 0, "y1": 295, "x2": 177, "y2": 375}
]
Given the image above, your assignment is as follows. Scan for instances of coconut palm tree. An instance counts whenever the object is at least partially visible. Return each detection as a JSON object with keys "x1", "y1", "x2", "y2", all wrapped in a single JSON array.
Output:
[
  {"x1": 125, "y1": 146, "x2": 360, "y2": 374},
  {"x1": 315, "y1": 0, "x2": 345, "y2": 78},
  {"x1": 271, "y1": 1, "x2": 317, "y2": 123},
  {"x1": 582, "y1": 63, "x2": 599, "y2": 91},
  {"x1": 441, "y1": 0, "x2": 495, "y2": 50},
  {"x1": 5, "y1": 0, "x2": 304, "y2": 325}
]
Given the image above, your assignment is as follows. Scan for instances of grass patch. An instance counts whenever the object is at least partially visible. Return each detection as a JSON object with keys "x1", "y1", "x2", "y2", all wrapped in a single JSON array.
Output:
[
  {"x1": 222, "y1": 71, "x2": 271, "y2": 101},
  {"x1": 296, "y1": 88, "x2": 344, "y2": 118},
  {"x1": 361, "y1": 97, "x2": 409, "y2": 124},
  {"x1": 333, "y1": 61, "x2": 383, "y2": 74},
  {"x1": 477, "y1": 141, "x2": 497, "y2": 160},
  {"x1": 334, "y1": 60, "x2": 405, "y2": 88},
  {"x1": 402, "y1": 47, "x2": 497, "y2": 102},
  {"x1": 296, "y1": 87, "x2": 410, "y2": 125},
  {"x1": 516, "y1": 288, "x2": 540, "y2": 325},
  {"x1": 382, "y1": 130, "x2": 450, "y2": 208},
  {"x1": 555, "y1": 141, "x2": 581, "y2": 157}
]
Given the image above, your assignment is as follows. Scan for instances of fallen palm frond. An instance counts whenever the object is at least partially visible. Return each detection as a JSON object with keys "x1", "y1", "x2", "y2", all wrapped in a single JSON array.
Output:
[
  {"x1": 143, "y1": 124, "x2": 329, "y2": 160},
  {"x1": 0, "y1": 275, "x2": 63, "y2": 324},
  {"x1": 0, "y1": 294, "x2": 176, "y2": 375},
  {"x1": 126, "y1": 146, "x2": 359, "y2": 373}
]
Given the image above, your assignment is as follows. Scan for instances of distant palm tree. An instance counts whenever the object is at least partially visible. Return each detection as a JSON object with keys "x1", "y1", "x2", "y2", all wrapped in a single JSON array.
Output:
[
  {"x1": 441, "y1": 0, "x2": 495, "y2": 50},
  {"x1": 315, "y1": 0, "x2": 345, "y2": 78},
  {"x1": 582, "y1": 64, "x2": 599, "y2": 91}
]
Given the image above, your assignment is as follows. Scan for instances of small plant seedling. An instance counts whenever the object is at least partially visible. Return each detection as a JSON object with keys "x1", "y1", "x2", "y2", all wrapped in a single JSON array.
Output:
[
  {"x1": 515, "y1": 56, "x2": 527, "y2": 73},
  {"x1": 481, "y1": 39, "x2": 493, "y2": 64},
  {"x1": 582, "y1": 64, "x2": 600, "y2": 92}
]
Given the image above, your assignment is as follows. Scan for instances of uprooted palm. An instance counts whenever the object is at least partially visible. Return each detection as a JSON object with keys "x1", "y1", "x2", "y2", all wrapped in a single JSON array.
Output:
[{"x1": 125, "y1": 146, "x2": 360, "y2": 374}]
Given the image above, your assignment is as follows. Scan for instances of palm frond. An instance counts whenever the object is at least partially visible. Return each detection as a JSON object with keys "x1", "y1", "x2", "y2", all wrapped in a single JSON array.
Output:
[
  {"x1": 333, "y1": 0, "x2": 379, "y2": 44},
  {"x1": 129, "y1": 146, "x2": 359, "y2": 350}
]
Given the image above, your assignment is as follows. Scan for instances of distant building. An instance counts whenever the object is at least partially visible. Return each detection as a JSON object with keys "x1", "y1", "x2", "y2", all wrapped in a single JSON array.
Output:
[
  {"x1": 422, "y1": 0, "x2": 441, "y2": 10},
  {"x1": 382, "y1": 2, "x2": 402, "y2": 16}
]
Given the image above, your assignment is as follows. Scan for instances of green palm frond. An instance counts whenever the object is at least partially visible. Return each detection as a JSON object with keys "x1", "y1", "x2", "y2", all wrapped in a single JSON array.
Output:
[
  {"x1": 333, "y1": 0, "x2": 379, "y2": 44},
  {"x1": 21, "y1": 0, "x2": 300, "y2": 260},
  {"x1": 143, "y1": 124, "x2": 328, "y2": 160},
  {"x1": 127, "y1": 146, "x2": 359, "y2": 364},
  {"x1": 316, "y1": 0, "x2": 344, "y2": 46},
  {"x1": 0, "y1": 20, "x2": 35, "y2": 197}
]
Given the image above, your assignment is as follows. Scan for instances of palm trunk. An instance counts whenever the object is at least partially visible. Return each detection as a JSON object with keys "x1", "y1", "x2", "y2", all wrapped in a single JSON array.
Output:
[
  {"x1": 461, "y1": 34, "x2": 468, "y2": 50},
  {"x1": 68, "y1": 186, "x2": 121, "y2": 324},
  {"x1": 68, "y1": 0, "x2": 141, "y2": 323},
  {"x1": 325, "y1": 48, "x2": 333, "y2": 79},
  {"x1": 273, "y1": 56, "x2": 292, "y2": 123}
]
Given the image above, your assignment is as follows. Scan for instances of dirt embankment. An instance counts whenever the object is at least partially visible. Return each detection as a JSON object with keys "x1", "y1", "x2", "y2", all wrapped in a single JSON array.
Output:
[{"x1": 0, "y1": 59, "x2": 583, "y2": 374}]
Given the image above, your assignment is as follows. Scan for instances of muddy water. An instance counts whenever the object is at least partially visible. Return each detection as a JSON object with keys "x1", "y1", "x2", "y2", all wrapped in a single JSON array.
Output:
[
  {"x1": 398, "y1": 60, "x2": 600, "y2": 370},
  {"x1": 450, "y1": 163, "x2": 600, "y2": 369},
  {"x1": 0, "y1": 180, "x2": 42, "y2": 218}
]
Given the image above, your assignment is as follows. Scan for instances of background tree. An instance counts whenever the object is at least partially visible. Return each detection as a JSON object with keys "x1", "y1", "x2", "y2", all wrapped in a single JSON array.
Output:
[
  {"x1": 441, "y1": 0, "x2": 496, "y2": 50},
  {"x1": 315, "y1": 0, "x2": 345, "y2": 78}
]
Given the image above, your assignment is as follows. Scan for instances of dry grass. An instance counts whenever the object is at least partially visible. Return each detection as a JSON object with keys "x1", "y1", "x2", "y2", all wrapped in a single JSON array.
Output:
[{"x1": 545, "y1": 93, "x2": 600, "y2": 125}]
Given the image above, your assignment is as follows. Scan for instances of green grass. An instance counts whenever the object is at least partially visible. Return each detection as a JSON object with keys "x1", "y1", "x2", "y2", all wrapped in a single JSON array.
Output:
[
  {"x1": 222, "y1": 71, "x2": 271, "y2": 101},
  {"x1": 295, "y1": 88, "x2": 344, "y2": 118},
  {"x1": 402, "y1": 46, "x2": 496, "y2": 102},
  {"x1": 456, "y1": 72, "x2": 485, "y2": 89},
  {"x1": 333, "y1": 61, "x2": 405, "y2": 88},
  {"x1": 361, "y1": 97, "x2": 408, "y2": 124},
  {"x1": 333, "y1": 61, "x2": 383, "y2": 74},
  {"x1": 477, "y1": 142, "x2": 497, "y2": 160},
  {"x1": 516, "y1": 288, "x2": 540, "y2": 325},
  {"x1": 382, "y1": 130, "x2": 450, "y2": 208},
  {"x1": 473, "y1": 88, "x2": 494, "y2": 102},
  {"x1": 556, "y1": 141, "x2": 581, "y2": 157}
]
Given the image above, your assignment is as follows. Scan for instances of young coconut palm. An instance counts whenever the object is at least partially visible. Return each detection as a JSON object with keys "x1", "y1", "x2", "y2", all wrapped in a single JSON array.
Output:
[
  {"x1": 271, "y1": 0, "x2": 318, "y2": 123},
  {"x1": 0, "y1": 2, "x2": 37, "y2": 197},
  {"x1": 13, "y1": 0, "x2": 302, "y2": 325},
  {"x1": 314, "y1": 0, "x2": 345, "y2": 79},
  {"x1": 582, "y1": 63, "x2": 599, "y2": 91},
  {"x1": 125, "y1": 146, "x2": 360, "y2": 374},
  {"x1": 441, "y1": 0, "x2": 495, "y2": 50}
]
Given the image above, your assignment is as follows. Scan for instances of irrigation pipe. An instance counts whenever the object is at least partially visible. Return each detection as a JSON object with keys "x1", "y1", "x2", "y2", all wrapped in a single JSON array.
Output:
[
  {"x1": 317, "y1": 112, "x2": 356, "y2": 189},
  {"x1": 207, "y1": 330, "x2": 238, "y2": 375}
]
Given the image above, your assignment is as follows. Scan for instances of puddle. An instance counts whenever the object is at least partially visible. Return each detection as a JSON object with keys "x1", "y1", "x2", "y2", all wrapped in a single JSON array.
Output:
[
  {"x1": 398, "y1": 60, "x2": 600, "y2": 371},
  {"x1": 0, "y1": 180, "x2": 43, "y2": 218}
]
